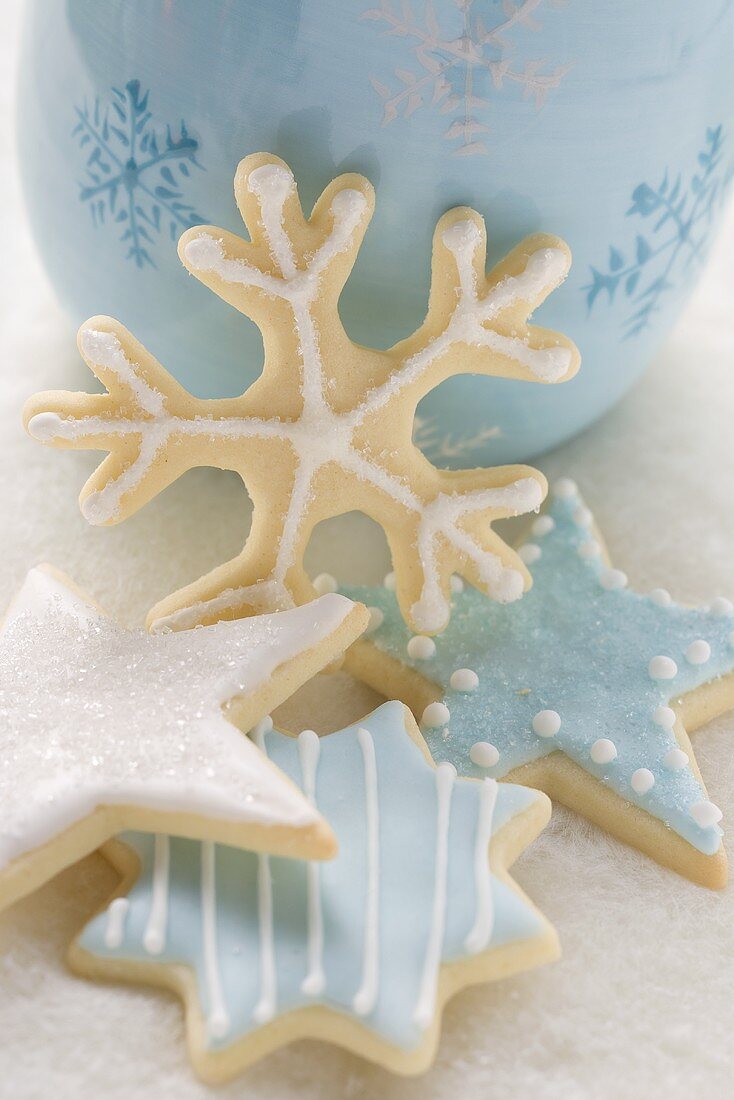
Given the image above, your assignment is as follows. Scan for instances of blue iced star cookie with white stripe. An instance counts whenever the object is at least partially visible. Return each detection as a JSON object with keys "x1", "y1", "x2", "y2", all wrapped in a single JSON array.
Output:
[
  {"x1": 71, "y1": 701, "x2": 557, "y2": 1081},
  {"x1": 343, "y1": 480, "x2": 734, "y2": 888}
]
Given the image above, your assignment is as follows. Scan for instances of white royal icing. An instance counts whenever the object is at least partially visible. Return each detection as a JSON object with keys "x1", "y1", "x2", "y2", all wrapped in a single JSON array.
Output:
[
  {"x1": 648, "y1": 655, "x2": 678, "y2": 680},
  {"x1": 201, "y1": 841, "x2": 230, "y2": 1040},
  {"x1": 631, "y1": 769, "x2": 655, "y2": 795},
  {"x1": 464, "y1": 778, "x2": 498, "y2": 954},
  {"x1": 297, "y1": 730, "x2": 325, "y2": 998},
  {"x1": 143, "y1": 834, "x2": 170, "y2": 955},
  {"x1": 352, "y1": 727, "x2": 381, "y2": 1017},
  {"x1": 449, "y1": 668, "x2": 479, "y2": 692},
  {"x1": 104, "y1": 897, "x2": 130, "y2": 950},
  {"x1": 0, "y1": 569, "x2": 353, "y2": 868},
  {"x1": 532, "y1": 710, "x2": 561, "y2": 738},
  {"x1": 590, "y1": 739, "x2": 617, "y2": 765},
  {"x1": 422, "y1": 701, "x2": 451, "y2": 729},
  {"x1": 413, "y1": 763, "x2": 456, "y2": 1028},
  {"x1": 469, "y1": 742, "x2": 500, "y2": 768},
  {"x1": 252, "y1": 723, "x2": 278, "y2": 1025},
  {"x1": 407, "y1": 635, "x2": 437, "y2": 660}
]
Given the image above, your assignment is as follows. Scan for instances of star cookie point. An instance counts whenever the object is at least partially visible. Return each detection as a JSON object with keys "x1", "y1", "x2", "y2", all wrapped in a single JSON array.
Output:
[
  {"x1": 344, "y1": 483, "x2": 732, "y2": 888},
  {"x1": 0, "y1": 568, "x2": 370, "y2": 913}
]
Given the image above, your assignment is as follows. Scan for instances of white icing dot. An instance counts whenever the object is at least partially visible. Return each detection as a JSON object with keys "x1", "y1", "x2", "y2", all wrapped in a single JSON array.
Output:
[
  {"x1": 365, "y1": 606, "x2": 384, "y2": 634},
  {"x1": 710, "y1": 596, "x2": 733, "y2": 617},
  {"x1": 27, "y1": 412, "x2": 63, "y2": 441},
  {"x1": 450, "y1": 668, "x2": 479, "y2": 692},
  {"x1": 518, "y1": 543, "x2": 542, "y2": 565},
  {"x1": 652, "y1": 706, "x2": 676, "y2": 729},
  {"x1": 532, "y1": 515, "x2": 555, "y2": 537},
  {"x1": 383, "y1": 572, "x2": 396, "y2": 591},
  {"x1": 578, "y1": 540, "x2": 601, "y2": 559},
  {"x1": 573, "y1": 505, "x2": 592, "y2": 528},
  {"x1": 469, "y1": 741, "x2": 500, "y2": 768},
  {"x1": 685, "y1": 639, "x2": 711, "y2": 666},
  {"x1": 590, "y1": 738, "x2": 617, "y2": 764},
  {"x1": 648, "y1": 655, "x2": 678, "y2": 680},
  {"x1": 407, "y1": 635, "x2": 436, "y2": 660},
  {"x1": 600, "y1": 568, "x2": 628, "y2": 591},
  {"x1": 312, "y1": 572, "x2": 338, "y2": 596},
  {"x1": 664, "y1": 747, "x2": 689, "y2": 771},
  {"x1": 631, "y1": 768, "x2": 655, "y2": 795},
  {"x1": 422, "y1": 701, "x2": 450, "y2": 729},
  {"x1": 450, "y1": 575, "x2": 464, "y2": 594},
  {"x1": 689, "y1": 801, "x2": 723, "y2": 829},
  {"x1": 492, "y1": 567, "x2": 524, "y2": 605},
  {"x1": 553, "y1": 478, "x2": 578, "y2": 499},
  {"x1": 532, "y1": 709, "x2": 561, "y2": 738},
  {"x1": 649, "y1": 588, "x2": 672, "y2": 608}
]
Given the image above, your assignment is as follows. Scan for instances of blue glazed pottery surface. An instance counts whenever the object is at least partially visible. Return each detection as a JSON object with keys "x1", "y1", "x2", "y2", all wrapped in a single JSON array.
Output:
[{"x1": 17, "y1": 0, "x2": 734, "y2": 464}]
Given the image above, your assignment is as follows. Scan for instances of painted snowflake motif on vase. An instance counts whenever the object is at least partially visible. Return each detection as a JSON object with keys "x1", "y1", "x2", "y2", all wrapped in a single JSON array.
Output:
[
  {"x1": 585, "y1": 126, "x2": 731, "y2": 337},
  {"x1": 72, "y1": 79, "x2": 207, "y2": 268},
  {"x1": 361, "y1": 0, "x2": 572, "y2": 156}
]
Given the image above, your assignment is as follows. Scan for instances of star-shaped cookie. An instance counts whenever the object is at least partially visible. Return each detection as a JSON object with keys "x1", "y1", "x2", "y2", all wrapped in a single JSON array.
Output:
[
  {"x1": 0, "y1": 567, "x2": 368, "y2": 912},
  {"x1": 343, "y1": 481, "x2": 733, "y2": 888},
  {"x1": 71, "y1": 701, "x2": 557, "y2": 1079}
]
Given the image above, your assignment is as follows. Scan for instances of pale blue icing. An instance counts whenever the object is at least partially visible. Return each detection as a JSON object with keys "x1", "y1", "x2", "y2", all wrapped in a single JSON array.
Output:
[
  {"x1": 343, "y1": 488, "x2": 734, "y2": 856},
  {"x1": 79, "y1": 701, "x2": 547, "y2": 1052}
]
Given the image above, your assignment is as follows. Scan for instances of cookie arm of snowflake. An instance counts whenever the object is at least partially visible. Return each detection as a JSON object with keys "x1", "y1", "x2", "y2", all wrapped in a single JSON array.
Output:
[
  {"x1": 24, "y1": 321, "x2": 207, "y2": 524},
  {"x1": 381, "y1": 210, "x2": 579, "y2": 413}
]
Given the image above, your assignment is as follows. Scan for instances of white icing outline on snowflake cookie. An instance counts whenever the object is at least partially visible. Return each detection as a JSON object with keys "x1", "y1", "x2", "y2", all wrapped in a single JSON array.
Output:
[{"x1": 25, "y1": 153, "x2": 579, "y2": 635}]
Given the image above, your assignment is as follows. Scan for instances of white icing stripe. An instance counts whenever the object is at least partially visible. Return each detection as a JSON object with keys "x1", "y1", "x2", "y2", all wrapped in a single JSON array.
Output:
[
  {"x1": 248, "y1": 163, "x2": 299, "y2": 279},
  {"x1": 413, "y1": 762, "x2": 456, "y2": 1029},
  {"x1": 104, "y1": 897, "x2": 130, "y2": 949},
  {"x1": 252, "y1": 724, "x2": 277, "y2": 1023},
  {"x1": 200, "y1": 841, "x2": 230, "y2": 1040},
  {"x1": 143, "y1": 834, "x2": 170, "y2": 956},
  {"x1": 79, "y1": 328, "x2": 165, "y2": 416},
  {"x1": 464, "y1": 779, "x2": 497, "y2": 954},
  {"x1": 252, "y1": 852, "x2": 277, "y2": 1023},
  {"x1": 352, "y1": 727, "x2": 380, "y2": 1016},
  {"x1": 298, "y1": 730, "x2": 325, "y2": 997}
]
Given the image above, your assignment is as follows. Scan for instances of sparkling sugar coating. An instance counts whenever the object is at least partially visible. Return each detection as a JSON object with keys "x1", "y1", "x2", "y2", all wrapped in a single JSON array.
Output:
[
  {"x1": 344, "y1": 486, "x2": 734, "y2": 856},
  {"x1": 0, "y1": 569, "x2": 355, "y2": 867}
]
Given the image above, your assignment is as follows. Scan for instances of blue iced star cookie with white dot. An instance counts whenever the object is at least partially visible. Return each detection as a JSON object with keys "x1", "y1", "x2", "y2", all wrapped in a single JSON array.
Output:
[
  {"x1": 343, "y1": 480, "x2": 734, "y2": 888},
  {"x1": 71, "y1": 702, "x2": 558, "y2": 1081}
]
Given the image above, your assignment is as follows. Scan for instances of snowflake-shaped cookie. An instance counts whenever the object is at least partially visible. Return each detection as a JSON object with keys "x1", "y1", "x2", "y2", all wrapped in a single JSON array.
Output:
[
  {"x1": 71, "y1": 701, "x2": 557, "y2": 1080},
  {"x1": 25, "y1": 153, "x2": 579, "y2": 635},
  {"x1": 343, "y1": 481, "x2": 734, "y2": 888},
  {"x1": 0, "y1": 566, "x2": 368, "y2": 913}
]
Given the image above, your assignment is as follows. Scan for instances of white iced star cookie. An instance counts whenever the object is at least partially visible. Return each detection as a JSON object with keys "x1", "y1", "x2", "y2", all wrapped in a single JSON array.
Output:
[
  {"x1": 71, "y1": 702, "x2": 558, "y2": 1081},
  {"x1": 0, "y1": 567, "x2": 369, "y2": 913},
  {"x1": 25, "y1": 152, "x2": 579, "y2": 637},
  {"x1": 343, "y1": 482, "x2": 734, "y2": 888}
]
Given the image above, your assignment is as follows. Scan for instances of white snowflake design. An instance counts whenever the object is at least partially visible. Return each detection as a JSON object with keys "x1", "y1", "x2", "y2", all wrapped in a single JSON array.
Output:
[{"x1": 361, "y1": 0, "x2": 572, "y2": 155}]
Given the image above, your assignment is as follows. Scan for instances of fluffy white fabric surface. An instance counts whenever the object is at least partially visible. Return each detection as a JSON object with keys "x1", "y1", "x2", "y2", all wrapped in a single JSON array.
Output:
[{"x1": 1, "y1": 4, "x2": 733, "y2": 1096}]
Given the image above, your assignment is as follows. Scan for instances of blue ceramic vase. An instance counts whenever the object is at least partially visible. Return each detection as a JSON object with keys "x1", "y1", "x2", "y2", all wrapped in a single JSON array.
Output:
[{"x1": 17, "y1": 0, "x2": 734, "y2": 464}]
